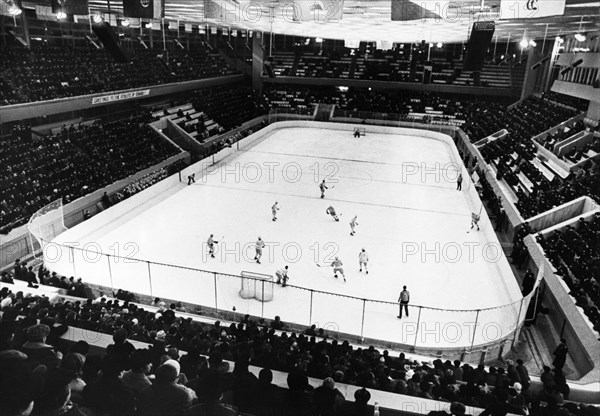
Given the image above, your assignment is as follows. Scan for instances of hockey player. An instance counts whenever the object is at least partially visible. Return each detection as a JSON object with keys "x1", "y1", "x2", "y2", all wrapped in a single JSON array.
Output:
[
  {"x1": 326, "y1": 206, "x2": 339, "y2": 222},
  {"x1": 207, "y1": 234, "x2": 218, "y2": 258},
  {"x1": 272, "y1": 202, "x2": 279, "y2": 221},
  {"x1": 350, "y1": 215, "x2": 358, "y2": 236},
  {"x1": 320, "y1": 180, "x2": 328, "y2": 199},
  {"x1": 255, "y1": 236, "x2": 265, "y2": 264},
  {"x1": 359, "y1": 248, "x2": 369, "y2": 274},
  {"x1": 276, "y1": 265, "x2": 289, "y2": 287},
  {"x1": 470, "y1": 212, "x2": 480, "y2": 231},
  {"x1": 331, "y1": 257, "x2": 345, "y2": 282}
]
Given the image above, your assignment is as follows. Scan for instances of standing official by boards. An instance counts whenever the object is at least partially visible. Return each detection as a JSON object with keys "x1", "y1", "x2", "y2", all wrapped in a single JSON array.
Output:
[{"x1": 398, "y1": 286, "x2": 410, "y2": 318}]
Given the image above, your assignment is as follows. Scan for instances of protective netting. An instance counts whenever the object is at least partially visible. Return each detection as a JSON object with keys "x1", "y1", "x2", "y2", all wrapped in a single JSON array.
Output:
[{"x1": 27, "y1": 199, "x2": 67, "y2": 255}]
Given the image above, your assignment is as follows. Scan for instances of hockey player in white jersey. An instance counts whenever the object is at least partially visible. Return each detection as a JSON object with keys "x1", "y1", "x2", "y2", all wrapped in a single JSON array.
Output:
[
  {"x1": 272, "y1": 202, "x2": 279, "y2": 221},
  {"x1": 359, "y1": 248, "x2": 369, "y2": 274},
  {"x1": 254, "y1": 236, "x2": 266, "y2": 264},
  {"x1": 275, "y1": 265, "x2": 289, "y2": 287},
  {"x1": 331, "y1": 257, "x2": 346, "y2": 282}
]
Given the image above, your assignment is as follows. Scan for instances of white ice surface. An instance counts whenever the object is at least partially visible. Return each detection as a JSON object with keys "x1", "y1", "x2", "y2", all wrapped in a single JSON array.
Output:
[{"x1": 51, "y1": 127, "x2": 523, "y2": 349}]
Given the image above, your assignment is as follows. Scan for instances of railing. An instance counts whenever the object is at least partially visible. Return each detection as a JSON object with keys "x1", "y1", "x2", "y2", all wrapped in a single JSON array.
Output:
[{"x1": 40, "y1": 233, "x2": 538, "y2": 355}]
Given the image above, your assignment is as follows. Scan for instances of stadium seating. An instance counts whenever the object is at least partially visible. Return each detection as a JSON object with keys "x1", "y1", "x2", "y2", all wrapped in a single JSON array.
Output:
[
  {"x1": 270, "y1": 49, "x2": 516, "y2": 89},
  {"x1": 0, "y1": 113, "x2": 180, "y2": 234},
  {"x1": 536, "y1": 216, "x2": 600, "y2": 333},
  {"x1": 0, "y1": 40, "x2": 238, "y2": 105}
]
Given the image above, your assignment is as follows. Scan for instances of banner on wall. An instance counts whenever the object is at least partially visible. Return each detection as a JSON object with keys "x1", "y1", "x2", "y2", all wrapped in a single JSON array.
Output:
[{"x1": 91, "y1": 89, "x2": 150, "y2": 105}]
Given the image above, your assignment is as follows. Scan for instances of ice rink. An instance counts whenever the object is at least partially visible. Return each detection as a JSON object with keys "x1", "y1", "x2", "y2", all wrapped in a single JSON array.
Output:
[{"x1": 50, "y1": 125, "x2": 524, "y2": 349}]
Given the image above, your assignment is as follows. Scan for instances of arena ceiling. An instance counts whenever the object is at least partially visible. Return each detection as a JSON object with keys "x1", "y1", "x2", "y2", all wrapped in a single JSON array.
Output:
[{"x1": 88, "y1": 0, "x2": 600, "y2": 43}]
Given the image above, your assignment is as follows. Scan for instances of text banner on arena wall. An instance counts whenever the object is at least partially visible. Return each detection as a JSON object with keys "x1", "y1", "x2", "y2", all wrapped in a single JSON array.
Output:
[
  {"x1": 500, "y1": 0, "x2": 565, "y2": 18},
  {"x1": 91, "y1": 90, "x2": 150, "y2": 105},
  {"x1": 123, "y1": 0, "x2": 164, "y2": 19}
]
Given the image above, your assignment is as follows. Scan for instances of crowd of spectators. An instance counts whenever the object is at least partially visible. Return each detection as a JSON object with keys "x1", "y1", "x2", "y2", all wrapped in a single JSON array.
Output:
[
  {"x1": 536, "y1": 214, "x2": 600, "y2": 333},
  {"x1": 471, "y1": 96, "x2": 599, "y2": 218},
  {"x1": 515, "y1": 166, "x2": 600, "y2": 218},
  {"x1": 0, "y1": 40, "x2": 238, "y2": 105},
  {"x1": 535, "y1": 120, "x2": 587, "y2": 153},
  {"x1": 0, "y1": 113, "x2": 180, "y2": 234},
  {"x1": 262, "y1": 86, "x2": 510, "y2": 124},
  {"x1": 1, "y1": 276, "x2": 597, "y2": 416},
  {"x1": 190, "y1": 85, "x2": 268, "y2": 132},
  {"x1": 463, "y1": 96, "x2": 577, "y2": 143},
  {"x1": 271, "y1": 48, "x2": 513, "y2": 89},
  {"x1": 541, "y1": 92, "x2": 590, "y2": 112}
]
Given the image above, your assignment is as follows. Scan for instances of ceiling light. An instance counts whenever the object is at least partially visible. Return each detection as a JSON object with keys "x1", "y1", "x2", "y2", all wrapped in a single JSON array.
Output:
[
  {"x1": 436, "y1": 42, "x2": 443, "y2": 48},
  {"x1": 574, "y1": 33, "x2": 586, "y2": 42},
  {"x1": 529, "y1": 40, "x2": 536, "y2": 47},
  {"x1": 519, "y1": 39, "x2": 529, "y2": 48},
  {"x1": 145, "y1": 22, "x2": 153, "y2": 29},
  {"x1": 7, "y1": 2, "x2": 22, "y2": 16},
  {"x1": 555, "y1": 36, "x2": 564, "y2": 43},
  {"x1": 56, "y1": 10, "x2": 67, "y2": 20},
  {"x1": 121, "y1": 19, "x2": 130, "y2": 27},
  {"x1": 93, "y1": 15, "x2": 103, "y2": 23}
]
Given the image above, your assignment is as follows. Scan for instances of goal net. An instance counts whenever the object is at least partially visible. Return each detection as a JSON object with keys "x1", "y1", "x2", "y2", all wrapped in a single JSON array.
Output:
[
  {"x1": 27, "y1": 199, "x2": 67, "y2": 256},
  {"x1": 353, "y1": 127, "x2": 366, "y2": 136},
  {"x1": 239, "y1": 271, "x2": 274, "y2": 302}
]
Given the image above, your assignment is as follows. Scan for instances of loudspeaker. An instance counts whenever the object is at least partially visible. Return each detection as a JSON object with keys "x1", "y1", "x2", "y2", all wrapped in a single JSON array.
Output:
[
  {"x1": 92, "y1": 22, "x2": 130, "y2": 63},
  {"x1": 463, "y1": 21, "x2": 495, "y2": 71},
  {"x1": 264, "y1": 63, "x2": 275, "y2": 78}
]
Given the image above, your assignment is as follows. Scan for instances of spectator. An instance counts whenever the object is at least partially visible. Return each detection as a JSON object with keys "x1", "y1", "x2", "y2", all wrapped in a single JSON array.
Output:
[
  {"x1": 60, "y1": 353, "x2": 87, "y2": 404},
  {"x1": 313, "y1": 377, "x2": 345, "y2": 416},
  {"x1": 106, "y1": 328, "x2": 135, "y2": 370},
  {"x1": 83, "y1": 357, "x2": 137, "y2": 415},
  {"x1": 186, "y1": 372, "x2": 238, "y2": 416},
  {"x1": 20, "y1": 324, "x2": 62, "y2": 369},
  {"x1": 137, "y1": 360, "x2": 195, "y2": 416},
  {"x1": 0, "y1": 350, "x2": 44, "y2": 416},
  {"x1": 553, "y1": 339, "x2": 568, "y2": 370},
  {"x1": 339, "y1": 387, "x2": 374, "y2": 416},
  {"x1": 122, "y1": 349, "x2": 153, "y2": 394},
  {"x1": 231, "y1": 358, "x2": 258, "y2": 412}
]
